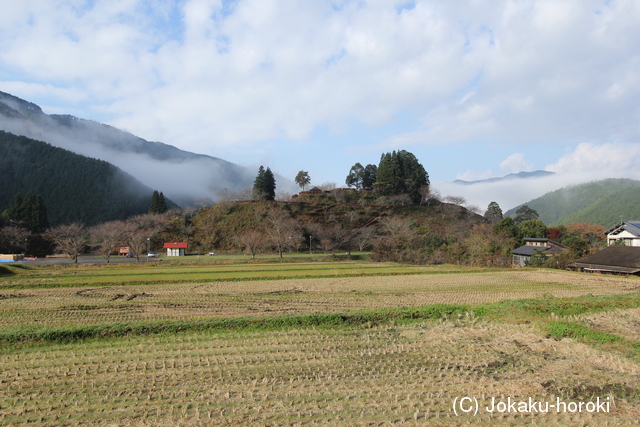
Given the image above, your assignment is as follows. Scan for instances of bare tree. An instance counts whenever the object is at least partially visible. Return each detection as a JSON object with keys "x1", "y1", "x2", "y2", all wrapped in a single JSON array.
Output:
[
  {"x1": 0, "y1": 225, "x2": 30, "y2": 254},
  {"x1": 353, "y1": 226, "x2": 378, "y2": 252},
  {"x1": 316, "y1": 224, "x2": 352, "y2": 255},
  {"x1": 378, "y1": 216, "x2": 415, "y2": 241},
  {"x1": 234, "y1": 230, "x2": 265, "y2": 259},
  {"x1": 123, "y1": 214, "x2": 168, "y2": 261},
  {"x1": 88, "y1": 220, "x2": 126, "y2": 263},
  {"x1": 264, "y1": 208, "x2": 303, "y2": 257},
  {"x1": 444, "y1": 195, "x2": 466, "y2": 206},
  {"x1": 48, "y1": 223, "x2": 86, "y2": 263}
]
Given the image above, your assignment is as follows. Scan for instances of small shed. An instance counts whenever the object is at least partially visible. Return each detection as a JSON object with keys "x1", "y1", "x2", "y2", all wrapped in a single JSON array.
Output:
[{"x1": 164, "y1": 242, "x2": 188, "y2": 256}]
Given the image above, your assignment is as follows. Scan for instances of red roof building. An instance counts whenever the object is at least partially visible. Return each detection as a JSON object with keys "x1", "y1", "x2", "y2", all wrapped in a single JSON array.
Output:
[{"x1": 164, "y1": 242, "x2": 188, "y2": 256}]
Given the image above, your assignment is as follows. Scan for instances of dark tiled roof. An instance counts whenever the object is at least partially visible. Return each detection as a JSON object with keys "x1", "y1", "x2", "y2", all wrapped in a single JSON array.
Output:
[
  {"x1": 511, "y1": 246, "x2": 550, "y2": 256},
  {"x1": 568, "y1": 246, "x2": 640, "y2": 273}
]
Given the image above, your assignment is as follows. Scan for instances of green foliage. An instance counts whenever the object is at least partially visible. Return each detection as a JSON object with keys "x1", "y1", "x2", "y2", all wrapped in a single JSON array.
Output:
[
  {"x1": 148, "y1": 190, "x2": 168, "y2": 214},
  {"x1": 493, "y1": 216, "x2": 516, "y2": 238},
  {"x1": 483, "y1": 201, "x2": 503, "y2": 224},
  {"x1": 516, "y1": 219, "x2": 548, "y2": 242},
  {"x1": 294, "y1": 170, "x2": 311, "y2": 190},
  {"x1": 6, "y1": 191, "x2": 49, "y2": 232},
  {"x1": 0, "y1": 131, "x2": 171, "y2": 226},
  {"x1": 514, "y1": 205, "x2": 539, "y2": 224},
  {"x1": 524, "y1": 249, "x2": 548, "y2": 267},
  {"x1": 504, "y1": 178, "x2": 640, "y2": 227},
  {"x1": 345, "y1": 162, "x2": 364, "y2": 189},
  {"x1": 253, "y1": 166, "x2": 276, "y2": 201},
  {"x1": 375, "y1": 150, "x2": 429, "y2": 203}
]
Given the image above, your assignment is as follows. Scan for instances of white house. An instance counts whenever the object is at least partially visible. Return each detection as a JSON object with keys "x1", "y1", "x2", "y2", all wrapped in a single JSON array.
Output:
[{"x1": 605, "y1": 221, "x2": 640, "y2": 246}]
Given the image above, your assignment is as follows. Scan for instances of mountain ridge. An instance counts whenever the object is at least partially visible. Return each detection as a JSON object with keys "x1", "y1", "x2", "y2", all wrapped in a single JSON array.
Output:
[
  {"x1": 504, "y1": 178, "x2": 640, "y2": 227},
  {"x1": 0, "y1": 91, "x2": 292, "y2": 206},
  {"x1": 453, "y1": 170, "x2": 555, "y2": 185}
]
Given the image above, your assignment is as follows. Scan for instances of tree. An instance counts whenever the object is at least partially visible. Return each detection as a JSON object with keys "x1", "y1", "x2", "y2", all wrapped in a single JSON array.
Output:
[
  {"x1": 6, "y1": 192, "x2": 49, "y2": 233},
  {"x1": 484, "y1": 201, "x2": 503, "y2": 224},
  {"x1": 253, "y1": 166, "x2": 276, "y2": 201},
  {"x1": 234, "y1": 230, "x2": 265, "y2": 259},
  {"x1": 123, "y1": 214, "x2": 168, "y2": 261},
  {"x1": 0, "y1": 225, "x2": 29, "y2": 254},
  {"x1": 362, "y1": 164, "x2": 377, "y2": 189},
  {"x1": 89, "y1": 220, "x2": 126, "y2": 263},
  {"x1": 346, "y1": 163, "x2": 365, "y2": 189},
  {"x1": 514, "y1": 205, "x2": 539, "y2": 224},
  {"x1": 48, "y1": 223, "x2": 86, "y2": 263},
  {"x1": 494, "y1": 217, "x2": 517, "y2": 238},
  {"x1": 149, "y1": 190, "x2": 168, "y2": 214},
  {"x1": 263, "y1": 207, "x2": 302, "y2": 257},
  {"x1": 516, "y1": 219, "x2": 548, "y2": 243},
  {"x1": 295, "y1": 171, "x2": 311, "y2": 191},
  {"x1": 375, "y1": 150, "x2": 429, "y2": 202}
]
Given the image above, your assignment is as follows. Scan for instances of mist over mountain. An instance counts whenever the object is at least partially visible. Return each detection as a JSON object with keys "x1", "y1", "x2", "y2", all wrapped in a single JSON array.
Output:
[
  {"x1": 0, "y1": 91, "x2": 294, "y2": 206},
  {"x1": 453, "y1": 170, "x2": 555, "y2": 185},
  {"x1": 0, "y1": 131, "x2": 173, "y2": 226},
  {"x1": 504, "y1": 178, "x2": 640, "y2": 227}
]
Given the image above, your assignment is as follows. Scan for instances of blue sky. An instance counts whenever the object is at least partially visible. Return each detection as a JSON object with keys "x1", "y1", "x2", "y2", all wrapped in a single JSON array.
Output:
[{"x1": 1, "y1": 0, "x2": 640, "y2": 209}]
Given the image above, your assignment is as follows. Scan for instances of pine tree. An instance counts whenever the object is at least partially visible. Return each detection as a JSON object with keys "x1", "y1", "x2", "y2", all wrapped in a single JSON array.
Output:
[
  {"x1": 148, "y1": 190, "x2": 167, "y2": 214},
  {"x1": 375, "y1": 150, "x2": 429, "y2": 202},
  {"x1": 253, "y1": 166, "x2": 276, "y2": 201},
  {"x1": 158, "y1": 192, "x2": 168, "y2": 214},
  {"x1": 484, "y1": 201, "x2": 503, "y2": 224}
]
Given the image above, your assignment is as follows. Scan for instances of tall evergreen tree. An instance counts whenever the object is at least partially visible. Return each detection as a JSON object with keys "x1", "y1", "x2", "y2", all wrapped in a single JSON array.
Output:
[
  {"x1": 6, "y1": 192, "x2": 49, "y2": 232},
  {"x1": 375, "y1": 150, "x2": 429, "y2": 202},
  {"x1": 253, "y1": 166, "x2": 276, "y2": 201},
  {"x1": 149, "y1": 190, "x2": 161, "y2": 214},
  {"x1": 484, "y1": 201, "x2": 503, "y2": 224},
  {"x1": 158, "y1": 192, "x2": 168, "y2": 214}
]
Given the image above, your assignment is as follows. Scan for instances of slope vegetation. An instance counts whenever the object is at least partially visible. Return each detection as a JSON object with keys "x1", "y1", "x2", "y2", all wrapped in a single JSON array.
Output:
[
  {"x1": 505, "y1": 178, "x2": 640, "y2": 227},
  {"x1": 0, "y1": 131, "x2": 167, "y2": 226}
]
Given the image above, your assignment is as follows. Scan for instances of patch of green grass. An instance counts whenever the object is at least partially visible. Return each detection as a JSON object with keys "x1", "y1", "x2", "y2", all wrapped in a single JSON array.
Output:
[{"x1": 546, "y1": 320, "x2": 623, "y2": 344}]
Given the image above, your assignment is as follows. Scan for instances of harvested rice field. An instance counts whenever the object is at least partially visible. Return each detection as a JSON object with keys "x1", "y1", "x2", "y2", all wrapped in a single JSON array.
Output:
[{"x1": 1, "y1": 261, "x2": 639, "y2": 425}]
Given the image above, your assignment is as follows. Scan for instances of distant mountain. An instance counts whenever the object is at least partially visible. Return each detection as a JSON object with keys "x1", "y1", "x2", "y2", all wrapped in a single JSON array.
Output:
[
  {"x1": 0, "y1": 91, "x2": 291, "y2": 206},
  {"x1": 504, "y1": 178, "x2": 640, "y2": 227},
  {"x1": 453, "y1": 170, "x2": 555, "y2": 185},
  {"x1": 0, "y1": 131, "x2": 173, "y2": 226}
]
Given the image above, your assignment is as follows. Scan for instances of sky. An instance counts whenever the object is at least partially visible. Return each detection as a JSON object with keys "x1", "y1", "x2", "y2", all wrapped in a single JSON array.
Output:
[{"x1": 1, "y1": 0, "x2": 640, "y2": 210}]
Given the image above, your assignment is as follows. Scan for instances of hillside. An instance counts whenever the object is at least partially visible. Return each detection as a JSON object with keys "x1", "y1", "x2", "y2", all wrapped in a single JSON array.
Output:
[
  {"x1": 0, "y1": 131, "x2": 173, "y2": 226},
  {"x1": 191, "y1": 194, "x2": 487, "y2": 252},
  {"x1": 0, "y1": 91, "x2": 294, "y2": 206},
  {"x1": 504, "y1": 178, "x2": 640, "y2": 227}
]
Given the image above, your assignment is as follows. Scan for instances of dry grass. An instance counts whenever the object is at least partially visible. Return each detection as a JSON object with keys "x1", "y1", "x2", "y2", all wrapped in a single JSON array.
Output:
[
  {"x1": 0, "y1": 269, "x2": 637, "y2": 329},
  {"x1": 1, "y1": 317, "x2": 639, "y2": 426}
]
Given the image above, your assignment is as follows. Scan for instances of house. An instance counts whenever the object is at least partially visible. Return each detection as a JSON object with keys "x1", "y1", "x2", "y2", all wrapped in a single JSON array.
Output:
[
  {"x1": 605, "y1": 220, "x2": 640, "y2": 246},
  {"x1": 511, "y1": 238, "x2": 568, "y2": 267},
  {"x1": 164, "y1": 242, "x2": 188, "y2": 256},
  {"x1": 567, "y1": 246, "x2": 640, "y2": 275}
]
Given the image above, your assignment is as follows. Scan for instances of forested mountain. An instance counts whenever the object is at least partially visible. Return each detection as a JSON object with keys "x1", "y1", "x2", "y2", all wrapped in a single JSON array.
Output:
[
  {"x1": 0, "y1": 131, "x2": 171, "y2": 226},
  {"x1": 504, "y1": 178, "x2": 640, "y2": 227},
  {"x1": 0, "y1": 91, "x2": 294, "y2": 206}
]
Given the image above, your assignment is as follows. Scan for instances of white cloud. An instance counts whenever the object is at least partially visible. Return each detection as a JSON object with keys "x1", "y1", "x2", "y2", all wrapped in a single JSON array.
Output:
[
  {"x1": 0, "y1": 0, "x2": 639, "y2": 178},
  {"x1": 500, "y1": 153, "x2": 533, "y2": 174},
  {"x1": 547, "y1": 142, "x2": 640, "y2": 177}
]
